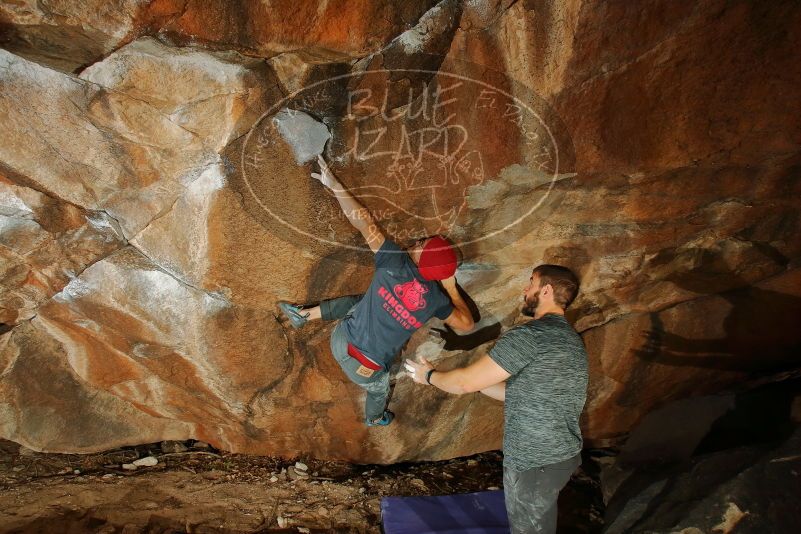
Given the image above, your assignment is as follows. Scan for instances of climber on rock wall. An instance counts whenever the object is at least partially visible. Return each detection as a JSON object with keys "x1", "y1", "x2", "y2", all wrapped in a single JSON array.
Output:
[
  {"x1": 278, "y1": 155, "x2": 476, "y2": 427},
  {"x1": 405, "y1": 265, "x2": 589, "y2": 534}
]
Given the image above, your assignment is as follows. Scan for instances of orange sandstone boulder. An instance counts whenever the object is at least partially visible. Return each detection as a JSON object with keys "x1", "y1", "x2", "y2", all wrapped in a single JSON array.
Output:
[{"x1": 0, "y1": 0, "x2": 800, "y2": 461}]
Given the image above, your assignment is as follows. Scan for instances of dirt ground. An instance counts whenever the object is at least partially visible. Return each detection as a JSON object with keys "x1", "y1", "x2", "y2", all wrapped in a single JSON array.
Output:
[{"x1": 0, "y1": 440, "x2": 604, "y2": 533}]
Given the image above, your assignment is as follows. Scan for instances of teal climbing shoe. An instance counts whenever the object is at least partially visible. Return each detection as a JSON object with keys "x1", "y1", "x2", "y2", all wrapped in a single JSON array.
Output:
[
  {"x1": 366, "y1": 410, "x2": 394, "y2": 427},
  {"x1": 278, "y1": 301, "x2": 310, "y2": 329}
]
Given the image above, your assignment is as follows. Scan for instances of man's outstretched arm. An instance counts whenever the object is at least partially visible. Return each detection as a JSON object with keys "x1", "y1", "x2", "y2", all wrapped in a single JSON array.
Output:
[
  {"x1": 405, "y1": 354, "x2": 510, "y2": 395},
  {"x1": 479, "y1": 382, "x2": 506, "y2": 401},
  {"x1": 312, "y1": 155, "x2": 385, "y2": 253}
]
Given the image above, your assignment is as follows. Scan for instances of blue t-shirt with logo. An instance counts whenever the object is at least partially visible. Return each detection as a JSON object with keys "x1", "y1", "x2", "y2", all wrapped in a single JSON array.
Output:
[{"x1": 342, "y1": 239, "x2": 454, "y2": 370}]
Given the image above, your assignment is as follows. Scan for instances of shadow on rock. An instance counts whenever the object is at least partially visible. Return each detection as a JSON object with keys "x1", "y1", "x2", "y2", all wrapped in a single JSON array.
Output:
[{"x1": 633, "y1": 247, "x2": 800, "y2": 374}]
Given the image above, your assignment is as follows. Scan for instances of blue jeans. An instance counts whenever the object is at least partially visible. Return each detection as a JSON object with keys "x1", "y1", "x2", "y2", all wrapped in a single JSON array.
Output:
[
  {"x1": 320, "y1": 295, "x2": 362, "y2": 321},
  {"x1": 503, "y1": 453, "x2": 581, "y2": 533},
  {"x1": 324, "y1": 296, "x2": 390, "y2": 422}
]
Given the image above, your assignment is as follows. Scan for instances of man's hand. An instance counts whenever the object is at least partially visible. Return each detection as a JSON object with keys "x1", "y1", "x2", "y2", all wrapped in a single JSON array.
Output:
[
  {"x1": 404, "y1": 357, "x2": 434, "y2": 385},
  {"x1": 311, "y1": 155, "x2": 341, "y2": 190}
]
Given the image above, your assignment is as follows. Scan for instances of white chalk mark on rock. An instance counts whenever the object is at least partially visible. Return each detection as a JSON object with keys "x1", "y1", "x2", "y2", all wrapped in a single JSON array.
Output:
[{"x1": 272, "y1": 109, "x2": 331, "y2": 165}]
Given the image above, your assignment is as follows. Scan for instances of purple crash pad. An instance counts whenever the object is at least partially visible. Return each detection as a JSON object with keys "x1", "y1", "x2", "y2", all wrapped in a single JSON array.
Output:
[{"x1": 381, "y1": 490, "x2": 510, "y2": 534}]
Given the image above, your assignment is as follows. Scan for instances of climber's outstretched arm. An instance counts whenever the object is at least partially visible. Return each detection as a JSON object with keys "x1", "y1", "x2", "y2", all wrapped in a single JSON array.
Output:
[{"x1": 312, "y1": 155, "x2": 385, "y2": 253}]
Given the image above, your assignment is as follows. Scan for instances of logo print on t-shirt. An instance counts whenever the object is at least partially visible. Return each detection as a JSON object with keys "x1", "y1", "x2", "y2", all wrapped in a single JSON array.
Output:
[{"x1": 393, "y1": 279, "x2": 428, "y2": 311}]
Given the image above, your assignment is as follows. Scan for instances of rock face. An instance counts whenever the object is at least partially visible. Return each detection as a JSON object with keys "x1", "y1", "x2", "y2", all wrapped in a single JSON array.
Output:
[
  {"x1": 1, "y1": 1, "x2": 800, "y2": 461},
  {"x1": 599, "y1": 377, "x2": 801, "y2": 533},
  {"x1": 0, "y1": 1, "x2": 441, "y2": 71}
]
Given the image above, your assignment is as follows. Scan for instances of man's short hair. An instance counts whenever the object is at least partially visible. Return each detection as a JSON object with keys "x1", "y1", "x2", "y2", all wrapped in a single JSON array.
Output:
[{"x1": 532, "y1": 264, "x2": 580, "y2": 309}]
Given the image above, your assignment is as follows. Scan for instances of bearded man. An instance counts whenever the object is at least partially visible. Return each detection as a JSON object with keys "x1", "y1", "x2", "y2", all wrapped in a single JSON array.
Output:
[{"x1": 405, "y1": 264, "x2": 588, "y2": 533}]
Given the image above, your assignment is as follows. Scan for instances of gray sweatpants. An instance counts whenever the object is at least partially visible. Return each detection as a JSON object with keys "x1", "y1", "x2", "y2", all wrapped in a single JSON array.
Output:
[
  {"x1": 503, "y1": 453, "x2": 581, "y2": 534},
  {"x1": 323, "y1": 296, "x2": 390, "y2": 422}
]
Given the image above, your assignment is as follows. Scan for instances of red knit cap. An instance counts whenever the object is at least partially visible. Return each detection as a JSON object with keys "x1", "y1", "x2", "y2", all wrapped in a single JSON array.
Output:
[{"x1": 418, "y1": 236, "x2": 457, "y2": 281}]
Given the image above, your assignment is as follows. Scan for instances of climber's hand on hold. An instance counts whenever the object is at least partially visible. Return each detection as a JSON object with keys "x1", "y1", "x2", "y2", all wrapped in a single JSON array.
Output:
[
  {"x1": 311, "y1": 155, "x2": 341, "y2": 190},
  {"x1": 311, "y1": 154, "x2": 385, "y2": 252}
]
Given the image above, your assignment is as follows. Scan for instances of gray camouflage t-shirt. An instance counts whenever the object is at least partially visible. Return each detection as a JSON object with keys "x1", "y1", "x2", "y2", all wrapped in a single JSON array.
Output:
[{"x1": 488, "y1": 314, "x2": 588, "y2": 471}]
